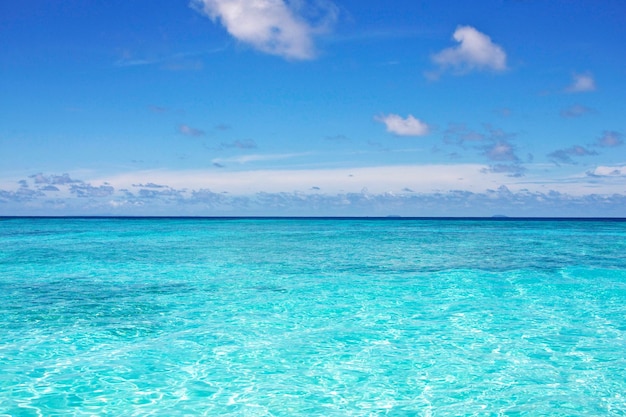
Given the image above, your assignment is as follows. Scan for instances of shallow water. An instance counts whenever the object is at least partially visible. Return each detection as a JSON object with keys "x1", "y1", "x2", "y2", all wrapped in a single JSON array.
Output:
[{"x1": 1, "y1": 218, "x2": 625, "y2": 416}]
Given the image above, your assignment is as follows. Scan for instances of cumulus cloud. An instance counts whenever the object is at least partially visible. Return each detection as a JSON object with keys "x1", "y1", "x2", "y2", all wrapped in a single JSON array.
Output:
[
  {"x1": 5, "y1": 182, "x2": 626, "y2": 217},
  {"x1": 565, "y1": 73, "x2": 596, "y2": 93},
  {"x1": 441, "y1": 124, "x2": 525, "y2": 175},
  {"x1": 70, "y1": 183, "x2": 115, "y2": 198},
  {"x1": 40, "y1": 185, "x2": 60, "y2": 192},
  {"x1": 0, "y1": 188, "x2": 45, "y2": 203},
  {"x1": 481, "y1": 140, "x2": 520, "y2": 162},
  {"x1": 191, "y1": 0, "x2": 337, "y2": 60},
  {"x1": 560, "y1": 104, "x2": 594, "y2": 118},
  {"x1": 443, "y1": 123, "x2": 515, "y2": 146},
  {"x1": 137, "y1": 187, "x2": 184, "y2": 200},
  {"x1": 587, "y1": 165, "x2": 626, "y2": 177},
  {"x1": 30, "y1": 173, "x2": 81, "y2": 185},
  {"x1": 548, "y1": 145, "x2": 598, "y2": 164},
  {"x1": 179, "y1": 124, "x2": 205, "y2": 137},
  {"x1": 377, "y1": 114, "x2": 430, "y2": 137},
  {"x1": 431, "y1": 26, "x2": 507, "y2": 75},
  {"x1": 3, "y1": 167, "x2": 626, "y2": 216},
  {"x1": 594, "y1": 131, "x2": 623, "y2": 148}
]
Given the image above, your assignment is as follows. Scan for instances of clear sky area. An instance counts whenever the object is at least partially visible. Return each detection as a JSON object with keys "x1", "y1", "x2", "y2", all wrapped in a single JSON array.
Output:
[{"x1": 1, "y1": 0, "x2": 625, "y2": 216}]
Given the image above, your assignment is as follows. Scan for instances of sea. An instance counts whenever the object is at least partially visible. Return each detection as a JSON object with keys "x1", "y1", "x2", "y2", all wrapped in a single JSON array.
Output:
[{"x1": 1, "y1": 217, "x2": 625, "y2": 416}]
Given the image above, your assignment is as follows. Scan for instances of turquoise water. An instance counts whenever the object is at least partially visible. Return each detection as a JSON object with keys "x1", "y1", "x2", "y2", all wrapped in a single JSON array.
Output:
[{"x1": 1, "y1": 218, "x2": 625, "y2": 416}]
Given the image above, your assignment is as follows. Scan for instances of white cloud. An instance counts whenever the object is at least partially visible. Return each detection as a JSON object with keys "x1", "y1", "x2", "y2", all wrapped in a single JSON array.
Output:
[
  {"x1": 96, "y1": 164, "x2": 498, "y2": 195},
  {"x1": 179, "y1": 124, "x2": 205, "y2": 137},
  {"x1": 191, "y1": 0, "x2": 337, "y2": 60},
  {"x1": 587, "y1": 165, "x2": 626, "y2": 177},
  {"x1": 211, "y1": 152, "x2": 311, "y2": 165},
  {"x1": 431, "y1": 26, "x2": 507, "y2": 74},
  {"x1": 377, "y1": 114, "x2": 430, "y2": 137},
  {"x1": 566, "y1": 73, "x2": 596, "y2": 93},
  {"x1": 4, "y1": 166, "x2": 626, "y2": 216}
]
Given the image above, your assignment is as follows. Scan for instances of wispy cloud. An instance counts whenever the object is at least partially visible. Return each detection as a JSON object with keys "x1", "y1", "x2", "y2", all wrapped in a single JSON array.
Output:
[
  {"x1": 97, "y1": 164, "x2": 496, "y2": 195},
  {"x1": 560, "y1": 104, "x2": 594, "y2": 118},
  {"x1": 548, "y1": 145, "x2": 598, "y2": 164},
  {"x1": 443, "y1": 123, "x2": 486, "y2": 145},
  {"x1": 179, "y1": 124, "x2": 205, "y2": 137},
  {"x1": 191, "y1": 0, "x2": 338, "y2": 60},
  {"x1": 481, "y1": 140, "x2": 520, "y2": 162},
  {"x1": 214, "y1": 123, "x2": 231, "y2": 131},
  {"x1": 115, "y1": 49, "x2": 224, "y2": 69},
  {"x1": 132, "y1": 182, "x2": 168, "y2": 189},
  {"x1": 593, "y1": 131, "x2": 623, "y2": 148},
  {"x1": 219, "y1": 139, "x2": 257, "y2": 149},
  {"x1": 114, "y1": 58, "x2": 153, "y2": 68},
  {"x1": 149, "y1": 106, "x2": 169, "y2": 113},
  {"x1": 565, "y1": 73, "x2": 596, "y2": 93},
  {"x1": 211, "y1": 152, "x2": 311, "y2": 165},
  {"x1": 430, "y1": 26, "x2": 507, "y2": 77},
  {"x1": 376, "y1": 114, "x2": 430, "y2": 137}
]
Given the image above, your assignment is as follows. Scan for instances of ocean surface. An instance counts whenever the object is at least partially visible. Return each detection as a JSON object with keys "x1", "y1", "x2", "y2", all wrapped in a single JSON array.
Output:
[{"x1": 1, "y1": 217, "x2": 625, "y2": 416}]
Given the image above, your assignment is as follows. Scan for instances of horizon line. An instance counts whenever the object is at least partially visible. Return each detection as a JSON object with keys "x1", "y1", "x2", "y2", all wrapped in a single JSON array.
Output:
[{"x1": 1, "y1": 216, "x2": 625, "y2": 222}]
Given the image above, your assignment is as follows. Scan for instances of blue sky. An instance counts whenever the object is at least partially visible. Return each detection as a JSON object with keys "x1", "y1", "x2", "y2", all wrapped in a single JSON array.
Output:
[{"x1": 1, "y1": 0, "x2": 625, "y2": 216}]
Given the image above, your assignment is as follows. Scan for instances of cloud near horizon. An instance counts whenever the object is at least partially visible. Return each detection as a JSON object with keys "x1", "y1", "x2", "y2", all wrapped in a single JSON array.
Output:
[
  {"x1": 191, "y1": 0, "x2": 337, "y2": 60},
  {"x1": 431, "y1": 26, "x2": 507, "y2": 75},
  {"x1": 587, "y1": 165, "x2": 626, "y2": 177},
  {"x1": 2, "y1": 169, "x2": 626, "y2": 217},
  {"x1": 377, "y1": 114, "x2": 430, "y2": 136}
]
